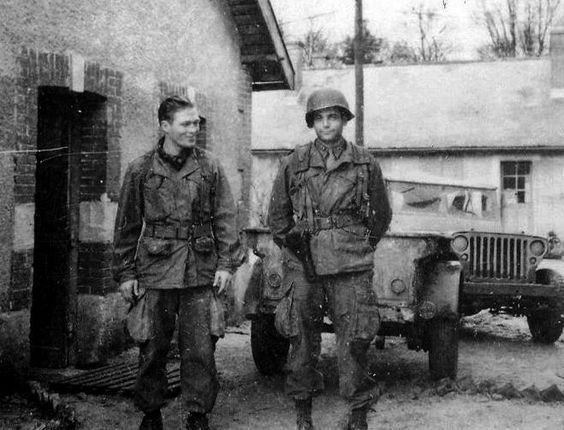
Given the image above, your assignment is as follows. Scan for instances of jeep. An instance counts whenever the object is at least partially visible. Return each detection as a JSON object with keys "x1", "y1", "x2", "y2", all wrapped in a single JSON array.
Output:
[{"x1": 234, "y1": 175, "x2": 563, "y2": 380}]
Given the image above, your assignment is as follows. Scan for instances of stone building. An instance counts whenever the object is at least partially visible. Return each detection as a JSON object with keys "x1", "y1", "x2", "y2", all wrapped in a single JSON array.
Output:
[{"x1": 0, "y1": 0, "x2": 293, "y2": 372}]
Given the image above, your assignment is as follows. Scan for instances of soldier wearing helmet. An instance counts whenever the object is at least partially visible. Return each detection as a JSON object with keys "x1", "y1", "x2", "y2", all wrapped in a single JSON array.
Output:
[{"x1": 268, "y1": 88, "x2": 392, "y2": 430}]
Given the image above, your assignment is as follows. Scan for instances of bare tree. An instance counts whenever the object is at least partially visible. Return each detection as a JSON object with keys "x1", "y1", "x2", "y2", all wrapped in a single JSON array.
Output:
[
  {"x1": 535, "y1": 0, "x2": 561, "y2": 54},
  {"x1": 480, "y1": 0, "x2": 561, "y2": 58},
  {"x1": 301, "y1": 23, "x2": 329, "y2": 68},
  {"x1": 481, "y1": 0, "x2": 518, "y2": 57},
  {"x1": 413, "y1": 3, "x2": 451, "y2": 62}
]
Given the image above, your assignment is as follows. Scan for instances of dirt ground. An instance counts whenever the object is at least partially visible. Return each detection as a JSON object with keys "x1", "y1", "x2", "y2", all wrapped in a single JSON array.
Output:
[{"x1": 4, "y1": 311, "x2": 564, "y2": 430}]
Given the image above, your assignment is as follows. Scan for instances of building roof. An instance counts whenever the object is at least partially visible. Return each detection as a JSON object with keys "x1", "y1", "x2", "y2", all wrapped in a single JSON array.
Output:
[
  {"x1": 252, "y1": 58, "x2": 564, "y2": 151},
  {"x1": 227, "y1": 0, "x2": 294, "y2": 91}
]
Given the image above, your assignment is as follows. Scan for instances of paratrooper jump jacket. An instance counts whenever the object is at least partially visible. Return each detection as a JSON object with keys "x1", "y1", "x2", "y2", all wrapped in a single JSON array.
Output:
[
  {"x1": 112, "y1": 141, "x2": 241, "y2": 289},
  {"x1": 268, "y1": 139, "x2": 392, "y2": 275}
]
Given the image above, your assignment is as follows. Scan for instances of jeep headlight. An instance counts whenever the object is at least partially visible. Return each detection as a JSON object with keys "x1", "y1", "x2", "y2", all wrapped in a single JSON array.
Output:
[
  {"x1": 529, "y1": 240, "x2": 546, "y2": 257},
  {"x1": 451, "y1": 235, "x2": 469, "y2": 253}
]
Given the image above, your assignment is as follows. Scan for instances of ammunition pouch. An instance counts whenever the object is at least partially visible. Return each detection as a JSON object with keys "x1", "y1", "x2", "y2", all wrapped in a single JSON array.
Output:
[{"x1": 192, "y1": 222, "x2": 215, "y2": 254}]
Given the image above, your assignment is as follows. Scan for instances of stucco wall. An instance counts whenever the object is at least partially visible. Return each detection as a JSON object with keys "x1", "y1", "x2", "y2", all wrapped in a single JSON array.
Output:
[{"x1": 253, "y1": 58, "x2": 564, "y2": 150}]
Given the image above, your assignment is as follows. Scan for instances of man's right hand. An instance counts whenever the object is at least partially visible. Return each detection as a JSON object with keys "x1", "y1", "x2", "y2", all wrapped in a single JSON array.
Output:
[{"x1": 119, "y1": 279, "x2": 139, "y2": 304}]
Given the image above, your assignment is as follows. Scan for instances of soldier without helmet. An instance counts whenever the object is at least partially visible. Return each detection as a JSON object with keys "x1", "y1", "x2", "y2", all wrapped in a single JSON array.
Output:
[
  {"x1": 112, "y1": 96, "x2": 242, "y2": 430},
  {"x1": 268, "y1": 88, "x2": 392, "y2": 430}
]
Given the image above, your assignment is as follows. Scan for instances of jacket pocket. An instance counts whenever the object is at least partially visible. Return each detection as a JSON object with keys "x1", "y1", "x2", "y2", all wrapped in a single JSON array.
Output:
[
  {"x1": 143, "y1": 238, "x2": 173, "y2": 256},
  {"x1": 274, "y1": 282, "x2": 299, "y2": 338},
  {"x1": 136, "y1": 238, "x2": 186, "y2": 288}
]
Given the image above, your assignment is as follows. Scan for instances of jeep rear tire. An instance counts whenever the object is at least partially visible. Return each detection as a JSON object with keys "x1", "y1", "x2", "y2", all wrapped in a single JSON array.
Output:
[
  {"x1": 251, "y1": 313, "x2": 290, "y2": 375},
  {"x1": 427, "y1": 318, "x2": 458, "y2": 380},
  {"x1": 527, "y1": 310, "x2": 563, "y2": 344}
]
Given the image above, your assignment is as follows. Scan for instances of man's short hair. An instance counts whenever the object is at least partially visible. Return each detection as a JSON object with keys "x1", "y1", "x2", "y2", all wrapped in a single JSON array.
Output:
[{"x1": 158, "y1": 95, "x2": 195, "y2": 123}]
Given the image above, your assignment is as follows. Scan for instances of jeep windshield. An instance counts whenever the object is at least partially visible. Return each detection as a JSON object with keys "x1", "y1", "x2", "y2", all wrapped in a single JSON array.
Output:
[{"x1": 387, "y1": 177, "x2": 500, "y2": 233}]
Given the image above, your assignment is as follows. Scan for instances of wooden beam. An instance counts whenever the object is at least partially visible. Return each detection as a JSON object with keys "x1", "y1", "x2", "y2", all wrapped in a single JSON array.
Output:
[
  {"x1": 238, "y1": 24, "x2": 267, "y2": 35},
  {"x1": 254, "y1": 0, "x2": 294, "y2": 89},
  {"x1": 241, "y1": 53, "x2": 279, "y2": 63},
  {"x1": 232, "y1": 13, "x2": 264, "y2": 25},
  {"x1": 227, "y1": 0, "x2": 255, "y2": 6},
  {"x1": 229, "y1": 4, "x2": 260, "y2": 16},
  {"x1": 242, "y1": 34, "x2": 274, "y2": 45},
  {"x1": 241, "y1": 44, "x2": 275, "y2": 56}
]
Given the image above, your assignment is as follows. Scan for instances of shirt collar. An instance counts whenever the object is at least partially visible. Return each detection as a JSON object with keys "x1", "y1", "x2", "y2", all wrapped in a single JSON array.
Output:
[{"x1": 314, "y1": 138, "x2": 347, "y2": 160}]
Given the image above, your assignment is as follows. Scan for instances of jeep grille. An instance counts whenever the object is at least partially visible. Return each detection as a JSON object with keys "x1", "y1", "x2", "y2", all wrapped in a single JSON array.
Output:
[{"x1": 467, "y1": 234, "x2": 530, "y2": 281}]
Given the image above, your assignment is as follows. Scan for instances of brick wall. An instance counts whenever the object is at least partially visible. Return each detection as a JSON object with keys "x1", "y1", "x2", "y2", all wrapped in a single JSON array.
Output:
[
  {"x1": 6, "y1": 49, "x2": 127, "y2": 309},
  {"x1": 84, "y1": 63, "x2": 123, "y2": 201},
  {"x1": 14, "y1": 50, "x2": 70, "y2": 205},
  {"x1": 79, "y1": 97, "x2": 108, "y2": 201},
  {"x1": 78, "y1": 243, "x2": 114, "y2": 295},
  {"x1": 8, "y1": 249, "x2": 33, "y2": 311}
]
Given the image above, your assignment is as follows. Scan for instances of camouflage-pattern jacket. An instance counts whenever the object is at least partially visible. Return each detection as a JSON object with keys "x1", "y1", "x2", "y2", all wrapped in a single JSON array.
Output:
[
  {"x1": 112, "y1": 144, "x2": 242, "y2": 289},
  {"x1": 268, "y1": 140, "x2": 392, "y2": 275}
]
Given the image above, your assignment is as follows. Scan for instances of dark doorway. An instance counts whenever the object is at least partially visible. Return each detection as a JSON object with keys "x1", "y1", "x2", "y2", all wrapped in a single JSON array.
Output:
[{"x1": 30, "y1": 87, "x2": 105, "y2": 368}]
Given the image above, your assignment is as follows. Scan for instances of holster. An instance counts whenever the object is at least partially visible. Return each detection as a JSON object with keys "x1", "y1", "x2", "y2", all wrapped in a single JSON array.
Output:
[{"x1": 284, "y1": 228, "x2": 317, "y2": 283}]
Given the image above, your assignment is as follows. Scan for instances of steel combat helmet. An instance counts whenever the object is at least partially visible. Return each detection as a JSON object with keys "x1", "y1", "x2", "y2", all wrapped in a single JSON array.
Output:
[{"x1": 305, "y1": 88, "x2": 355, "y2": 128}]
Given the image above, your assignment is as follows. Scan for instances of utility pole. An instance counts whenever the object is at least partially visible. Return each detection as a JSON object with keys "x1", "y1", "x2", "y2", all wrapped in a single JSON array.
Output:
[{"x1": 354, "y1": 0, "x2": 364, "y2": 146}]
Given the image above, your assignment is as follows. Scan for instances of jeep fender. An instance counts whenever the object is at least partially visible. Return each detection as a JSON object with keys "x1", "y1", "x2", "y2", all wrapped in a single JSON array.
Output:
[
  {"x1": 417, "y1": 259, "x2": 462, "y2": 320},
  {"x1": 231, "y1": 249, "x2": 263, "y2": 322},
  {"x1": 535, "y1": 259, "x2": 564, "y2": 304},
  {"x1": 537, "y1": 259, "x2": 564, "y2": 284}
]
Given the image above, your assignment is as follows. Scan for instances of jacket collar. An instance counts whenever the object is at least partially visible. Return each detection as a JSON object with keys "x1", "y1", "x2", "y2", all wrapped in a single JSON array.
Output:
[
  {"x1": 295, "y1": 139, "x2": 368, "y2": 173},
  {"x1": 150, "y1": 144, "x2": 200, "y2": 179}
]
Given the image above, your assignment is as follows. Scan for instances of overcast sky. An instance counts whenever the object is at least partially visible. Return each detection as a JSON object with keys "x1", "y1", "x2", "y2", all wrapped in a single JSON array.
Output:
[{"x1": 269, "y1": 0, "x2": 496, "y2": 60}]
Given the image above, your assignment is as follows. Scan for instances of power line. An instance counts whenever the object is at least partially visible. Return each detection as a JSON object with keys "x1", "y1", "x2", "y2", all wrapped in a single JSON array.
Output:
[{"x1": 279, "y1": 11, "x2": 337, "y2": 26}]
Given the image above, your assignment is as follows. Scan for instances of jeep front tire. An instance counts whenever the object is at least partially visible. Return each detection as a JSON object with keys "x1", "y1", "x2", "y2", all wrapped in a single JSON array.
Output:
[
  {"x1": 527, "y1": 310, "x2": 563, "y2": 344},
  {"x1": 251, "y1": 313, "x2": 290, "y2": 375},
  {"x1": 427, "y1": 318, "x2": 458, "y2": 380}
]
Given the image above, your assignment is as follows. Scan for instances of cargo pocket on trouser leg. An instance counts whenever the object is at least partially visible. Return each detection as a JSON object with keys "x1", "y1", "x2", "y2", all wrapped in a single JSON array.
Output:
[
  {"x1": 352, "y1": 280, "x2": 380, "y2": 343},
  {"x1": 275, "y1": 282, "x2": 300, "y2": 339}
]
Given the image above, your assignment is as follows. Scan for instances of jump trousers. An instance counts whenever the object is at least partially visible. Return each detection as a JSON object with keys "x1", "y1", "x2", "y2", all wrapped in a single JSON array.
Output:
[
  {"x1": 134, "y1": 286, "x2": 219, "y2": 415},
  {"x1": 284, "y1": 269, "x2": 380, "y2": 410}
]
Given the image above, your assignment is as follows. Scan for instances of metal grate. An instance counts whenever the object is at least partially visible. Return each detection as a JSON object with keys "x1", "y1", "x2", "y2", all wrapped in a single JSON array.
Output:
[
  {"x1": 468, "y1": 235, "x2": 528, "y2": 281},
  {"x1": 50, "y1": 362, "x2": 182, "y2": 396}
]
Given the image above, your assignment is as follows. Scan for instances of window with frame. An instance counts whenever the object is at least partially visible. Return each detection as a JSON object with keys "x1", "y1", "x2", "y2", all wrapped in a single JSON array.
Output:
[{"x1": 501, "y1": 161, "x2": 531, "y2": 204}]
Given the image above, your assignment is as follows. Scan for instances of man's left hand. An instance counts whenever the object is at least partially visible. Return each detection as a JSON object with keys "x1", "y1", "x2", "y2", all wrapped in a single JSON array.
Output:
[{"x1": 213, "y1": 270, "x2": 232, "y2": 294}]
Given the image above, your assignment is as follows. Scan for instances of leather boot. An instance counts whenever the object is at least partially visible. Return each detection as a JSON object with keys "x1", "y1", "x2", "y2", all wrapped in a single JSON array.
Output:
[
  {"x1": 186, "y1": 412, "x2": 210, "y2": 430},
  {"x1": 295, "y1": 398, "x2": 313, "y2": 430},
  {"x1": 139, "y1": 410, "x2": 163, "y2": 430},
  {"x1": 348, "y1": 405, "x2": 368, "y2": 430}
]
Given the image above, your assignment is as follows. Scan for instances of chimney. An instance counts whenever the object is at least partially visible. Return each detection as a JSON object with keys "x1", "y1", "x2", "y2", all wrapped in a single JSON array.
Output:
[
  {"x1": 286, "y1": 42, "x2": 304, "y2": 92},
  {"x1": 550, "y1": 17, "x2": 564, "y2": 100}
]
